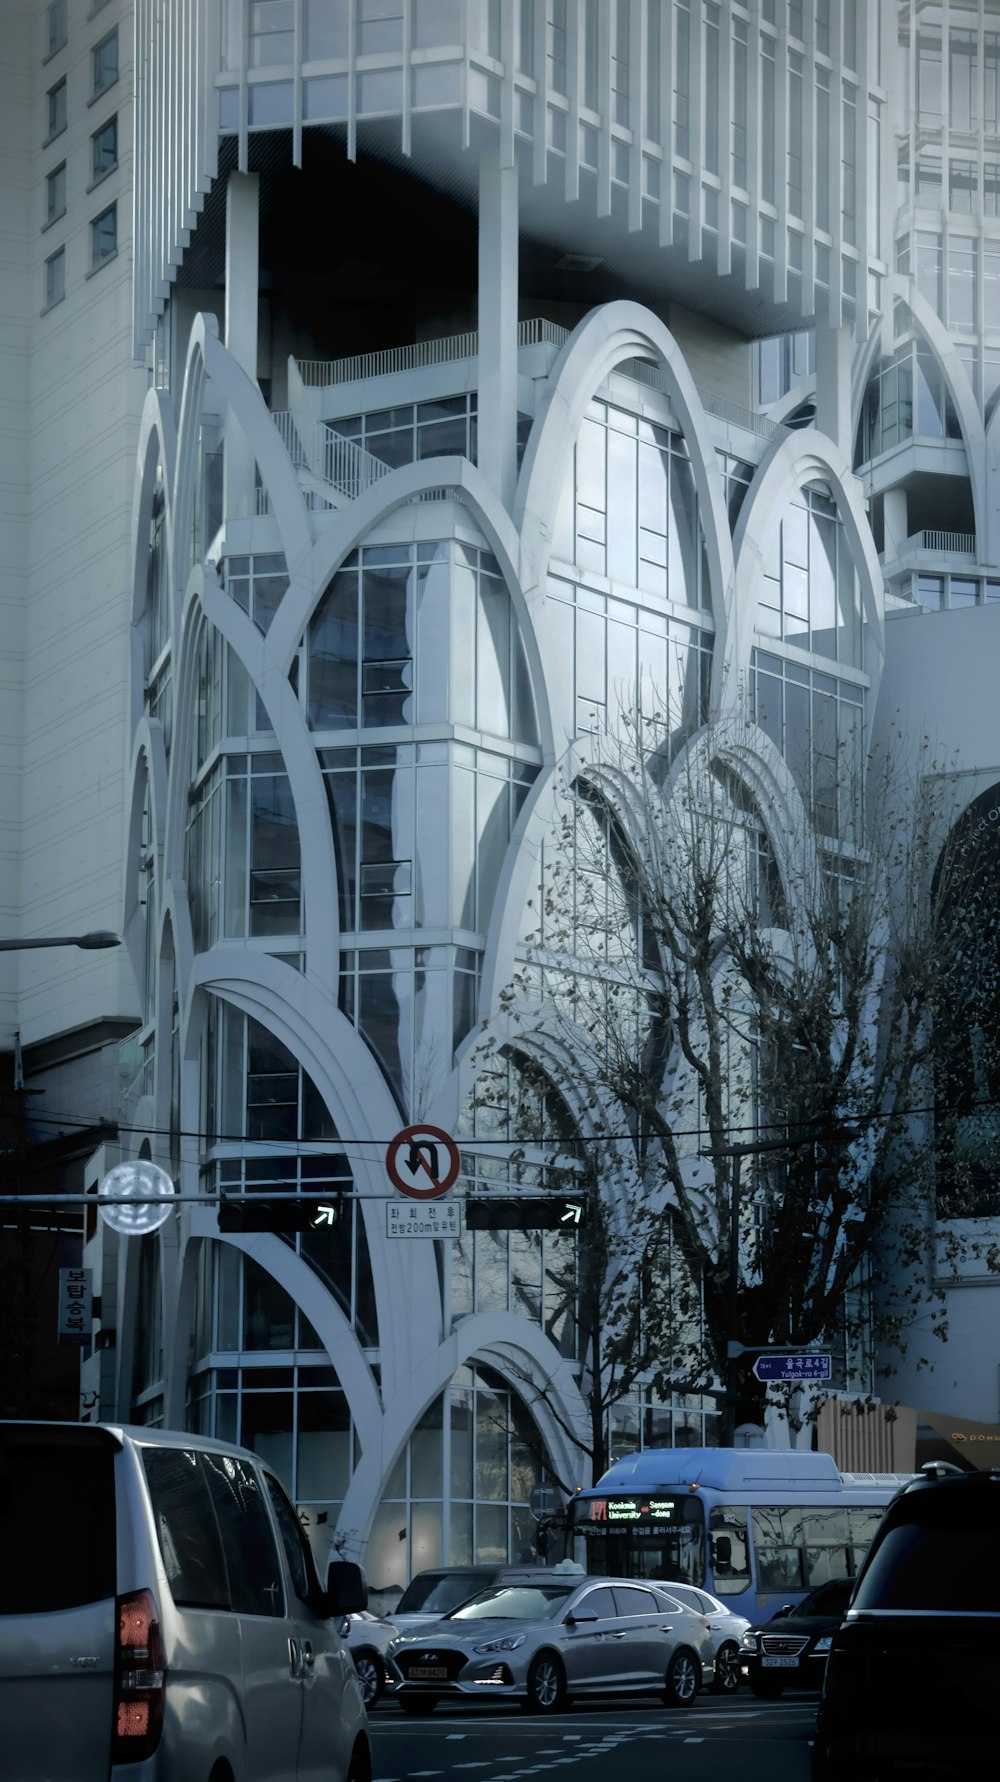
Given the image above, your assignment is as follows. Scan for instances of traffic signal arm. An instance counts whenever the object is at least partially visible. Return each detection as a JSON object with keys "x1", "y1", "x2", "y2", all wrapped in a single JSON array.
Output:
[
  {"x1": 464, "y1": 1196, "x2": 585, "y2": 1231},
  {"x1": 218, "y1": 1198, "x2": 344, "y2": 1233}
]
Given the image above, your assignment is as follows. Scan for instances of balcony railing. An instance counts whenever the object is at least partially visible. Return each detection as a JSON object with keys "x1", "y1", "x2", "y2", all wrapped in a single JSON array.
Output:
[
  {"x1": 910, "y1": 529, "x2": 977, "y2": 555},
  {"x1": 297, "y1": 318, "x2": 569, "y2": 388},
  {"x1": 316, "y1": 426, "x2": 393, "y2": 500},
  {"x1": 294, "y1": 321, "x2": 786, "y2": 444}
]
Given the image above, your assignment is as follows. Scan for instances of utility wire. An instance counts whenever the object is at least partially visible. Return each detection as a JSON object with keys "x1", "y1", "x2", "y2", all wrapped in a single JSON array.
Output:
[{"x1": 9, "y1": 1097, "x2": 997, "y2": 1152}]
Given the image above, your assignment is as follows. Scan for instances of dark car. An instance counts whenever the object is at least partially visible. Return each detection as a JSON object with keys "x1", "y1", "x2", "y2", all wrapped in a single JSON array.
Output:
[
  {"x1": 390, "y1": 1564, "x2": 559, "y2": 1626},
  {"x1": 813, "y1": 1469, "x2": 1000, "y2": 1779},
  {"x1": 739, "y1": 1577, "x2": 855, "y2": 1697}
]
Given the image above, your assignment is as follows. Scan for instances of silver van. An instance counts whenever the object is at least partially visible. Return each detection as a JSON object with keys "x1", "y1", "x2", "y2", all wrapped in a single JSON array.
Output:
[{"x1": 0, "y1": 1421, "x2": 372, "y2": 1782}]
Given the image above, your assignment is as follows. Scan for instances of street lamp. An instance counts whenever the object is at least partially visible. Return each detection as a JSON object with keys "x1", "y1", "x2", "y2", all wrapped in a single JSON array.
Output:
[{"x1": 0, "y1": 931, "x2": 120, "y2": 951}]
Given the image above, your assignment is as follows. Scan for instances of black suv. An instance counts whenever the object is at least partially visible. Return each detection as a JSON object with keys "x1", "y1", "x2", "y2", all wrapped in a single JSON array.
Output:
[
  {"x1": 813, "y1": 1469, "x2": 1000, "y2": 1779},
  {"x1": 740, "y1": 1578, "x2": 855, "y2": 1697}
]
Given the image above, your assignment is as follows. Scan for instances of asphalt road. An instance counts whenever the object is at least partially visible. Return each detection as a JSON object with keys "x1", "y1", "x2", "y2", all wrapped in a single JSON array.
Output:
[{"x1": 368, "y1": 1694, "x2": 816, "y2": 1781}]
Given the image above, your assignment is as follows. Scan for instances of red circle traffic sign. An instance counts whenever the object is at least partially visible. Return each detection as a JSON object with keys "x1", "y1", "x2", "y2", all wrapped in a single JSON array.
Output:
[{"x1": 386, "y1": 1124, "x2": 461, "y2": 1200}]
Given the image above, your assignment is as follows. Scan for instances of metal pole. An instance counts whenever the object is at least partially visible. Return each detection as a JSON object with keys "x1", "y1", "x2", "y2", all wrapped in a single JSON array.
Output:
[
  {"x1": 0, "y1": 932, "x2": 120, "y2": 951},
  {"x1": 725, "y1": 1148, "x2": 743, "y2": 1447}
]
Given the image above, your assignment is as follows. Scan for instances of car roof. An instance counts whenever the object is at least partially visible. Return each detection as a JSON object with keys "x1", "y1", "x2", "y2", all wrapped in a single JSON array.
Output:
[{"x1": 0, "y1": 1419, "x2": 264, "y2": 1465}]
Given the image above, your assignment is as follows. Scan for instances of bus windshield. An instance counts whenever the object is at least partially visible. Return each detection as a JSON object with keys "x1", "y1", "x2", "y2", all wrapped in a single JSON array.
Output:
[{"x1": 566, "y1": 1491, "x2": 707, "y2": 1586}]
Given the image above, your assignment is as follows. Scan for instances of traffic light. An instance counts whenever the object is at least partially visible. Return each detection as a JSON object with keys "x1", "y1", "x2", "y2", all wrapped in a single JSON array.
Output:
[
  {"x1": 464, "y1": 1196, "x2": 586, "y2": 1231},
  {"x1": 218, "y1": 1197, "x2": 345, "y2": 1234}
]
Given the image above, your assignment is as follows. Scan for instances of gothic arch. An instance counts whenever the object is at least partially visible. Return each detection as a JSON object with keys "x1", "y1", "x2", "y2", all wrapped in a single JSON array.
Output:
[{"x1": 515, "y1": 301, "x2": 735, "y2": 715}]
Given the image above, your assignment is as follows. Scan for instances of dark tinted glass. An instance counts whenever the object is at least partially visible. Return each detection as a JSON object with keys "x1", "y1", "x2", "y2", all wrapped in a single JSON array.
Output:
[
  {"x1": 614, "y1": 1585, "x2": 659, "y2": 1616},
  {"x1": 203, "y1": 1453, "x2": 284, "y2": 1615},
  {"x1": 852, "y1": 1486, "x2": 1000, "y2": 1612},
  {"x1": 396, "y1": 1570, "x2": 488, "y2": 1612},
  {"x1": 577, "y1": 1585, "x2": 618, "y2": 1617},
  {"x1": 0, "y1": 1428, "x2": 116, "y2": 1614},
  {"x1": 799, "y1": 1580, "x2": 853, "y2": 1617},
  {"x1": 142, "y1": 1447, "x2": 230, "y2": 1609},
  {"x1": 264, "y1": 1471, "x2": 314, "y2": 1604}
]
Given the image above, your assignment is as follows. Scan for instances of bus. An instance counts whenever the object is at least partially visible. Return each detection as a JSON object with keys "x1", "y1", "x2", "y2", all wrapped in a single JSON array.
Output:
[{"x1": 564, "y1": 1448, "x2": 916, "y2": 1617}]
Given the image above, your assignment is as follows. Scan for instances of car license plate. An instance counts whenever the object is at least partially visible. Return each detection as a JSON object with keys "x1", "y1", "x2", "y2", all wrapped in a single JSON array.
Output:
[
  {"x1": 409, "y1": 1665, "x2": 447, "y2": 1680},
  {"x1": 761, "y1": 1655, "x2": 799, "y2": 1668}
]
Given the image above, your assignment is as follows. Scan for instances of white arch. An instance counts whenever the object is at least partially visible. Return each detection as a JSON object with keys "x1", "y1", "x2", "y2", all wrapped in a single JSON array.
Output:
[
  {"x1": 122, "y1": 722, "x2": 168, "y2": 1025},
  {"x1": 131, "y1": 388, "x2": 177, "y2": 627},
  {"x1": 338, "y1": 1310, "x2": 592, "y2": 1547},
  {"x1": 174, "y1": 315, "x2": 313, "y2": 591},
  {"x1": 515, "y1": 301, "x2": 735, "y2": 716},
  {"x1": 264, "y1": 452, "x2": 555, "y2": 767},
  {"x1": 884, "y1": 275, "x2": 992, "y2": 560},
  {"x1": 731, "y1": 432, "x2": 885, "y2": 698},
  {"x1": 189, "y1": 951, "x2": 443, "y2": 1406}
]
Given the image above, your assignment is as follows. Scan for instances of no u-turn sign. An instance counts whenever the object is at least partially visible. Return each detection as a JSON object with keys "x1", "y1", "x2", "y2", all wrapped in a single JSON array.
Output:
[{"x1": 386, "y1": 1124, "x2": 461, "y2": 1200}]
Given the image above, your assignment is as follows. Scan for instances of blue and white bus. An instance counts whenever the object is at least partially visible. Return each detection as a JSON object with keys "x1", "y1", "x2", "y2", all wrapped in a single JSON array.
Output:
[{"x1": 564, "y1": 1448, "x2": 915, "y2": 1616}]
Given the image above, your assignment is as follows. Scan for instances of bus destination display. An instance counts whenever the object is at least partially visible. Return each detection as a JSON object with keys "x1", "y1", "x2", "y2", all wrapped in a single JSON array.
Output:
[{"x1": 577, "y1": 1495, "x2": 687, "y2": 1534}]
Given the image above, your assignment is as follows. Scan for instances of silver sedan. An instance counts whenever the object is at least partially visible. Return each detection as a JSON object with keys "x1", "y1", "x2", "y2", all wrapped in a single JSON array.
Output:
[
  {"x1": 648, "y1": 1582, "x2": 751, "y2": 1694},
  {"x1": 345, "y1": 1610, "x2": 400, "y2": 1707},
  {"x1": 385, "y1": 1575, "x2": 714, "y2": 1715}
]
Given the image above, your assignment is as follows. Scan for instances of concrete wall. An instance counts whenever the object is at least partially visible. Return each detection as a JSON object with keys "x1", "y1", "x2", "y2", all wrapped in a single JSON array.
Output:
[
  {"x1": 668, "y1": 304, "x2": 754, "y2": 412},
  {"x1": 0, "y1": 3, "x2": 32, "y2": 1031},
  {"x1": 0, "y1": 0, "x2": 142, "y2": 1051}
]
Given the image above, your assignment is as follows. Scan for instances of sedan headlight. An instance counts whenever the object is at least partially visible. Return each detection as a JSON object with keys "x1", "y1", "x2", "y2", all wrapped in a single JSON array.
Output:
[
  {"x1": 472, "y1": 1634, "x2": 527, "y2": 1654},
  {"x1": 813, "y1": 1636, "x2": 832, "y2": 1656},
  {"x1": 740, "y1": 1632, "x2": 758, "y2": 1652}
]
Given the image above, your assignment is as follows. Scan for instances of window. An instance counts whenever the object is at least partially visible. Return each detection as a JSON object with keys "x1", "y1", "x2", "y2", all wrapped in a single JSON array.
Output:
[
  {"x1": 92, "y1": 115, "x2": 117, "y2": 181},
  {"x1": 250, "y1": 0, "x2": 294, "y2": 66},
  {"x1": 92, "y1": 27, "x2": 118, "y2": 98},
  {"x1": 45, "y1": 162, "x2": 66, "y2": 224},
  {"x1": 90, "y1": 202, "x2": 117, "y2": 268},
  {"x1": 46, "y1": 1, "x2": 67, "y2": 58},
  {"x1": 142, "y1": 1448, "x2": 231, "y2": 1610},
  {"x1": 46, "y1": 78, "x2": 66, "y2": 141},
  {"x1": 0, "y1": 1428, "x2": 116, "y2": 1615},
  {"x1": 264, "y1": 1473, "x2": 316, "y2": 1603},
  {"x1": 44, "y1": 246, "x2": 65, "y2": 309},
  {"x1": 357, "y1": 0, "x2": 404, "y2": 56},
  {"x1": 202, "y1": 1453, "x2": 285, "y2": 1616}
]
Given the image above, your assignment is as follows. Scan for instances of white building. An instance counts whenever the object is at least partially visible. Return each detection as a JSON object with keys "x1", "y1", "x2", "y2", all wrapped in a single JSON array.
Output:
[{"x1": 2, "y1": 2, "x2": 999, "y2": 1581}]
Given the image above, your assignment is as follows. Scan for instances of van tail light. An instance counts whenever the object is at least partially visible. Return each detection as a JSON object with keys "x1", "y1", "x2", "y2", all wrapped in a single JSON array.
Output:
[{"x1": 112, "y1": 1588, "x2": 166, "y2": 1764}]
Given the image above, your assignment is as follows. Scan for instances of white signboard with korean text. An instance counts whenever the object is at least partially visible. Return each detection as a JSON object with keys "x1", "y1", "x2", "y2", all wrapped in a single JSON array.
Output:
[
  {"x1": 386, "y1": 1201, "x2": 460, "y2": 1239},
  {"x1": 57, "y1": 1265, "x2": 92, "y2": 1343}
]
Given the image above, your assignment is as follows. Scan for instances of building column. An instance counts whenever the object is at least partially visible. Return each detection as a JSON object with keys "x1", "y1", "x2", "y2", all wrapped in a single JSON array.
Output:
[
  {"x1": 882, "y1": 487, "x2": 910, "y2": 564},
  {"x1": 224, "y1": 172, "x2": 260, "y2": 521},
  {"x1": 814, "y1": 321, "x2": 853, "y2": 457},
  {"x1": 477, "y1": 148, "x2": 519, "y2": 512}
]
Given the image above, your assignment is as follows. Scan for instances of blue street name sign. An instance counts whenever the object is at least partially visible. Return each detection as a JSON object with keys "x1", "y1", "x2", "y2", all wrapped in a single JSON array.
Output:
[{"x1": 752, "y1": 1352, "x2": 832, "y2": 1383}]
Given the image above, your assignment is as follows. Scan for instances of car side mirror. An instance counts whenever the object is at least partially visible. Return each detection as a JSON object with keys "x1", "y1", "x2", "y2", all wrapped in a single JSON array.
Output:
[
  {"x1": 324, "y1": 1559, "x2": 368, "y2": 1617},
  {"x1": 567, "y1": 1608, "x2": 598, "y2": 1624}
]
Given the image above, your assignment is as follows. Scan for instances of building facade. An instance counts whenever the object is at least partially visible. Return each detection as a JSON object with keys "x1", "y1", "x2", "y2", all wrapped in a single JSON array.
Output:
[{"x1": 2, "y1": 2, "x2": 999, "y2": 1583}]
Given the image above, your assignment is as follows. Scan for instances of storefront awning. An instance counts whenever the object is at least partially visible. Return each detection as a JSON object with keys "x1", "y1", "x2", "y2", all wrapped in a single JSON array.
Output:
[{"x1": 916, "y1": 1407, "x2": 1000, "y2": 1472}]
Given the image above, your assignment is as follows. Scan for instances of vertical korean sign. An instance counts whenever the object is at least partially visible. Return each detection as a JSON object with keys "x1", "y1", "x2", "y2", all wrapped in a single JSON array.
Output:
[{"x1": 57, "y1": 1266, "x2": 92, "y2": 1344}]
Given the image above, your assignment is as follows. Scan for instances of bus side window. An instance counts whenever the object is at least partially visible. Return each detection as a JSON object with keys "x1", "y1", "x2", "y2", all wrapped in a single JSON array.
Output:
[{"x1": 709, "y1": 1505, "x2": 751, "y2": 1593}]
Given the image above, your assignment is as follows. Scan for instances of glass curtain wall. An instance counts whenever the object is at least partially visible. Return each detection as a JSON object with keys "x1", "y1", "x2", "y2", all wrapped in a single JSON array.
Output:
[{"x1": 365, "y1": 1364, "x2": 548, "y2": 1597}]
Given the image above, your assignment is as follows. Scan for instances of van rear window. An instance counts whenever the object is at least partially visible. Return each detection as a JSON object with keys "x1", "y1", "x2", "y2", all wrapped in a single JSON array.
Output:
[{"x1": 0, "y1": 1427, "x2": 116, "y2": 1614}]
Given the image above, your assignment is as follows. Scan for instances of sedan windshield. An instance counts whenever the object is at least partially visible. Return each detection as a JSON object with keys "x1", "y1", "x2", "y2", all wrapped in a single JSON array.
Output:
[
  {"x1": 396, "y1": 1574, "x2": 484, "y2": 1614},
  {"x1": 449, "y1": 1584, "x2": 575, "y2": 1622}
]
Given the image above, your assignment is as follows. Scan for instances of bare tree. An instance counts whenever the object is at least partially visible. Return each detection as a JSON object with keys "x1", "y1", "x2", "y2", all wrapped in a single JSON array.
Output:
[{"x1": 477, "y1": 706, "x2": 1000, "y2": 1466}]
